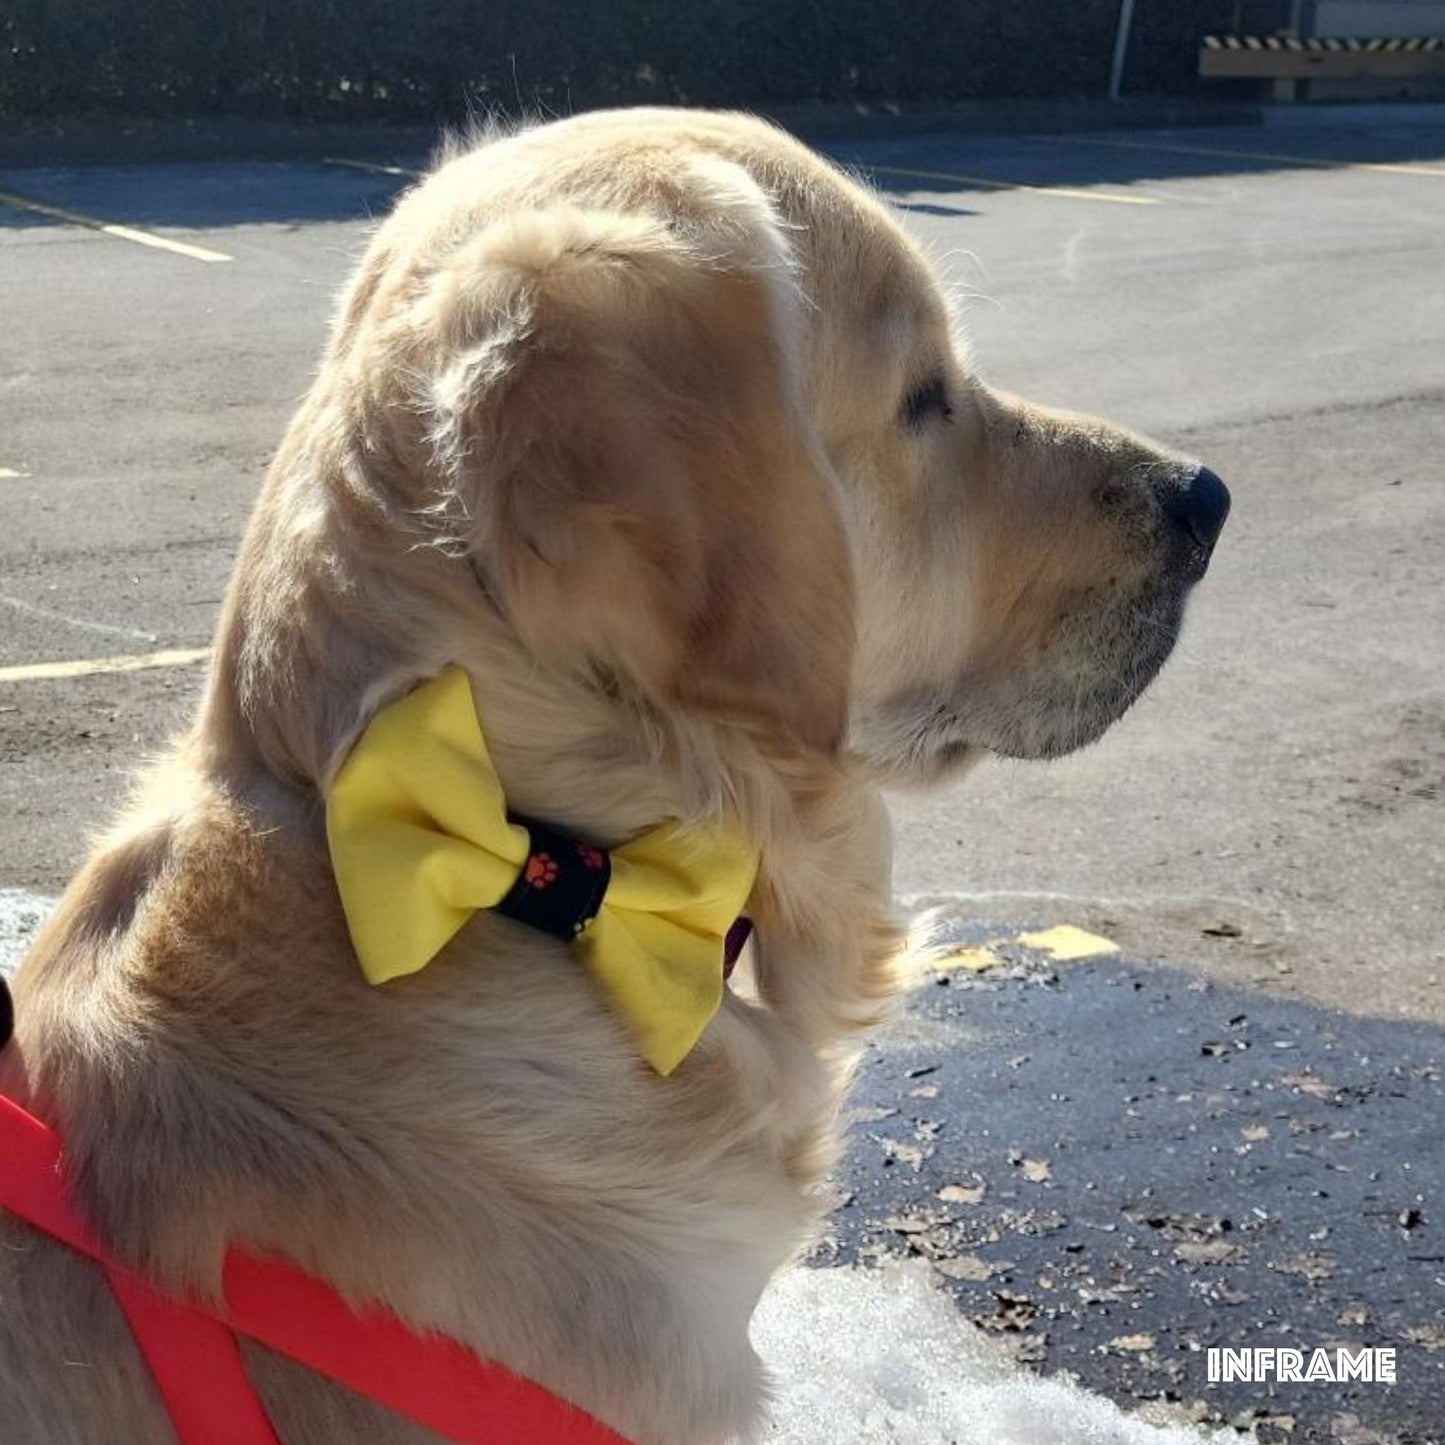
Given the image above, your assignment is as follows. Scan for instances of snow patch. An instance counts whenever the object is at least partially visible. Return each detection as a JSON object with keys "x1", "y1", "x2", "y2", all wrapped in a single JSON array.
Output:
[
  {"x1": 754, "y1": 1262, "x2": 1221, "y2": 1445},
  {"x1": 0, "y1": 887, "x2": 53, "y2": 977}
]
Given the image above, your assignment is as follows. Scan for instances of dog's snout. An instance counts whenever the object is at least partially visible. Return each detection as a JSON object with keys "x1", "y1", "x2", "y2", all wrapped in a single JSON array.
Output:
[{"x1": 1165, "y1": 466, "x2": 1231, "y2": 555}]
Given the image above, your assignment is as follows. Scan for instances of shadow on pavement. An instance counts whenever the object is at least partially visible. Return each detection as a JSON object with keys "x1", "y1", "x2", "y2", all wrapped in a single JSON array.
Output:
[
  {"x1": 3, "y1": 115, "x2": 1445, "y2": 237},
  {"x1": 845, "y1": 121, "x2": 1445, "y2": 203},
  {"x1": 0, "y1": 160, "x2": 410, "y2": 232},
  {"x1": 824, "y1": 924, "x2": 1445, "y2": 1444}
]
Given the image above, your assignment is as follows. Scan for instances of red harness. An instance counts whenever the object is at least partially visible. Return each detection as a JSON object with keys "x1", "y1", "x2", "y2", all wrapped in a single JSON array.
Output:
[{"x1": 0, "y1": 1089, "x2": 629, "y2": 1445}]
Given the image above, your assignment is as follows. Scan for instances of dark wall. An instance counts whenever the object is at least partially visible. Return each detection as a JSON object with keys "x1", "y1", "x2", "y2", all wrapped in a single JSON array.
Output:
[{"x1": 0, "y1": 0, "x2": 1293, "y2": 122}]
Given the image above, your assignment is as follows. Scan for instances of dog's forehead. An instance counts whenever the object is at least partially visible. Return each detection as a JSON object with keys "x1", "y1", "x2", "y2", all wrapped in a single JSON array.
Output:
[
  {"x1": 880, "y1": 296, "x2": 938, "y2": 360},
  {"x1": 783, "y1": 208, "x2": 944, "y2": 371},
  {"x1": 815, "y1": 276, "x2": 944, "y2": 391}
]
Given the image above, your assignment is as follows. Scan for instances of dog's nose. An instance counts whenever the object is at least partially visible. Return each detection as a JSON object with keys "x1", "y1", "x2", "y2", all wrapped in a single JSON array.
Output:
[{"x1": 1165, "y1": 466, "x2": 1231, "y2": 554}]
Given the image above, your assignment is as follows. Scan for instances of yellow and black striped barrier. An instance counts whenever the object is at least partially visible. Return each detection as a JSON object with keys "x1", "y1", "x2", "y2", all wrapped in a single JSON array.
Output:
[{"x1": 1201, "y1": 33, "x2": 1445, "y2": 80}]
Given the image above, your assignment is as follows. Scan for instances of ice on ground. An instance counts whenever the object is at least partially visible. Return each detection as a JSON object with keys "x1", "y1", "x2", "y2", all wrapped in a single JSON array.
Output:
[
  {"x1": 0, "y1": 888, "x2": 53, "y2": 977},
  {"x1": 754, "y1": 1262, "x2": 1223, "y2": 1445}
]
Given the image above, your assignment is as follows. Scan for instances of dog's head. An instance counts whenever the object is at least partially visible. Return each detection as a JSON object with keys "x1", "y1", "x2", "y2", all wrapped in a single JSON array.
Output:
[{"x1": 329, "y1": 111, "x2": 1226, "y2": 786}]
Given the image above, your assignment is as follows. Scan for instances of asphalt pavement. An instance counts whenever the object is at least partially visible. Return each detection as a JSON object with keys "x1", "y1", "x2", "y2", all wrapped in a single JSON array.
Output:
[
  {"x1": 834, "y1": 918, "x2": 1445, "y2": 1442},
  {"x1": 2, "y1": 108, "x2": 1443, "y2": 1442}
]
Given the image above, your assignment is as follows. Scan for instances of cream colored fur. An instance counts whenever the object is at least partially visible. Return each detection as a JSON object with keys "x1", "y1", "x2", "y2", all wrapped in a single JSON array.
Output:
[{"x1": 0, "y1": 109, "x2": 1211, "y2": 1444}]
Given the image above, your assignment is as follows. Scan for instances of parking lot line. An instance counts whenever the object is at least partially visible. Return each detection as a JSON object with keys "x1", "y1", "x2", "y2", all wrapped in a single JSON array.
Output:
[
  {"x1": 0, "y1": 468, "x2": 29, "y2": 479},
  {"x1": 861, "y1": 163, "x2": 1164, "y2": 206},
  {"x1": 0, "y1": 647, "x2": 211, "y2": 684},
  {"x1": 1029, "y1": 132, "x2": 1445, "y2": 180},
  {"x1": 0, "y1": 591, "x2": 157, "y2": 644},
  {"x1": 0, "y1": 188, "x2": 232, "y2": 263},
  {"x1": 324, "y1": 156, "x2": 422, "y2": 179}
]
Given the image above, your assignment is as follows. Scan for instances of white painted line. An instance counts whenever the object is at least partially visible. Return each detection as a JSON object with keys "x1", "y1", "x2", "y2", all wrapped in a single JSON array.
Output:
[
  {"x1": 0, "y1": 188, "x2": 233, "y2": 263},
  {"x1": 0, "y1": 647, "x2": 210, "y2": 683},
  {"x1": 0, "y1": 592, "x2": 158, "y2": 644},
  {"x1": 1028, "y1": 132, "x2": 1445, "y2": 180},
  {"x1": 323, "y1": 156, "x2": 423, "y2": 179},
  {"x1": 0, "y1": 468, "x2": 30, "y2": 480},
  {"x1": 864, "y1": 162, "x2": 1165, "y2": 207}
]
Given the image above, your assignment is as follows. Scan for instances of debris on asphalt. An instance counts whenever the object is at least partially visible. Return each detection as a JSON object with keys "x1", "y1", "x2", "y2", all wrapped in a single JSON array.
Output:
[
  {"x1": 1010, "y1": 1150, "x2": 1054, "y2": 1184},
  {"x1": 817, "y1": 928, "x2": 1445, "y2": 1442},
  {"x1": 938, "y1": 1181, "x2": 988, "y2": 1205}
]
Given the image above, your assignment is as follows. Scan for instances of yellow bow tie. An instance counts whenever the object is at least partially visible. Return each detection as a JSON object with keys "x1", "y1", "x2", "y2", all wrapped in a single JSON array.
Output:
[{"x1": 325, "y1": 668, "x2": 759, "y2": 1075}]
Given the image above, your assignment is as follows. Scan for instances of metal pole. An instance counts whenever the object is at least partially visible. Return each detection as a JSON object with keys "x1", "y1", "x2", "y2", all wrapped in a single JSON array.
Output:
[{"x1": 1109, "y1": 0, "x2": 1138, "y2": 100}]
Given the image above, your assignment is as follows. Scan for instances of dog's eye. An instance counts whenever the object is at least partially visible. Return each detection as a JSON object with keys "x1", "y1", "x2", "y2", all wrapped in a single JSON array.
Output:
[{"x1": 901, "y1": 375, "x2": 952, "y2": 428}]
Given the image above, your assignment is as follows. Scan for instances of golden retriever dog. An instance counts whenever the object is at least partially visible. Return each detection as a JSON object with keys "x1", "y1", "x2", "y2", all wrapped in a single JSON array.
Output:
[{"x1": 0, "y1": 108, "x2": 1227, "y2": 1444}]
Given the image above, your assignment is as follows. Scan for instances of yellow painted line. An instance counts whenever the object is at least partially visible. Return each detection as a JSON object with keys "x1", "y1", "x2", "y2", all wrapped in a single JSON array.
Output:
[
  {"x1": 1029, "y1": 133, "x2": 1445, "y2": 180},
  {"x1": 0, "y1": 188, "x2": 232, "y2": 263},
  {"x1": 0, "y1": 647, "x2": 211, "y2": 683},
  {"x1": 1016, "y1": 925, "x2": 1120, "y2": 962},
  {"x1": 864, "y1": 162, "x2": 1163, "y2": 207},
  {"x1": 907, "y1": 921, "x2": 1121, "y2": 984},
  {"x1": 928, "y1": 944, "x2": 1002, "y2": 973},
  {"x1": 323, "y1": 156, "x2": 423, "y2": 179}
]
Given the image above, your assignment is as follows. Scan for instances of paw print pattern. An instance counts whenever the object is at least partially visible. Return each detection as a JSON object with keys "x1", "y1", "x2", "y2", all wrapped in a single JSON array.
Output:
[
  {"x1": 497, "y1": 818, "x2": 612, "y2": 943},
  {"x1": 525, "y1": 853, "x2": 559, "y2": 889}
]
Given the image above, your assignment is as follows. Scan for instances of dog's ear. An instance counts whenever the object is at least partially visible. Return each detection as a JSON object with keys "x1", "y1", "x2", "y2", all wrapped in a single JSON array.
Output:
[{"x1": 417, "y1": 165, "x2": 853, "y2": 755}]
